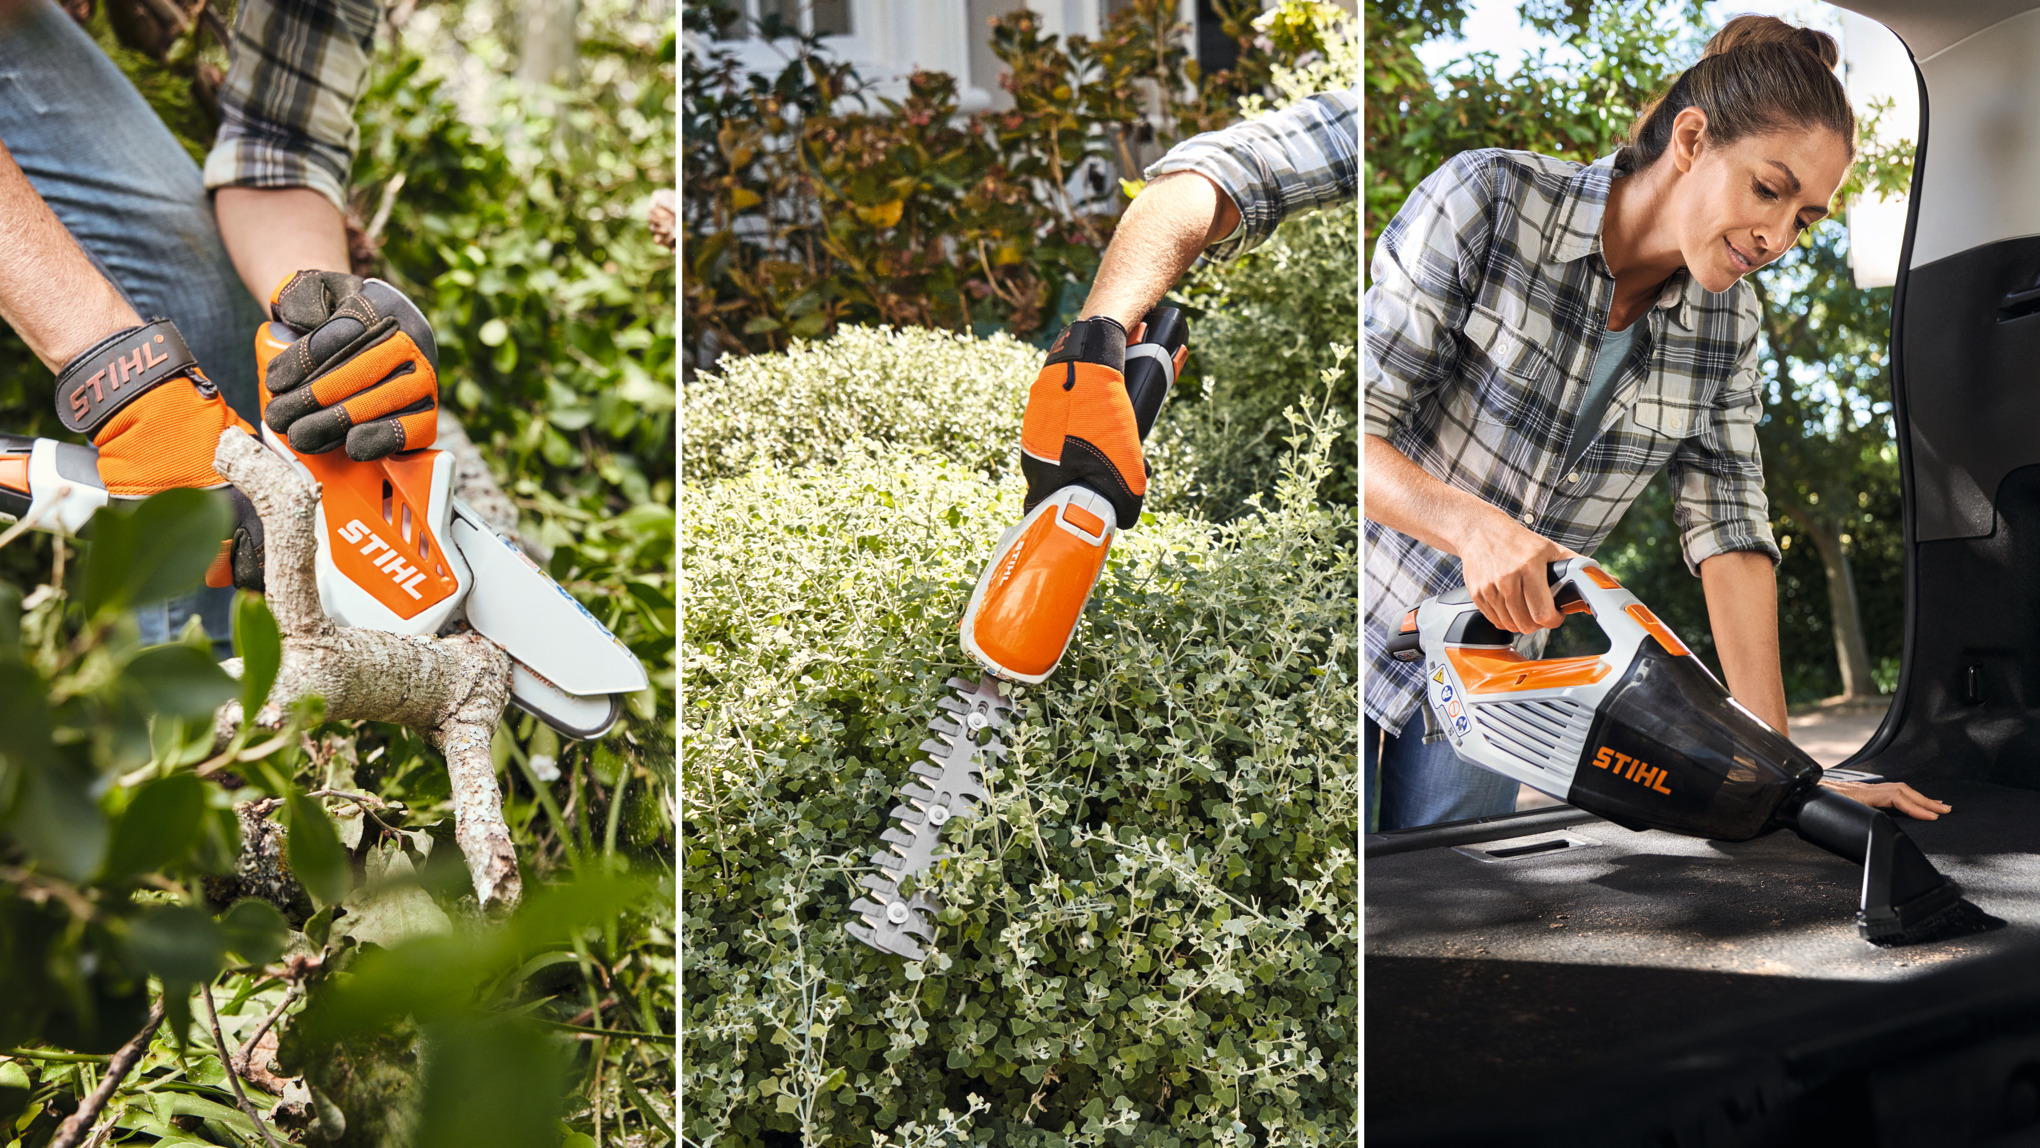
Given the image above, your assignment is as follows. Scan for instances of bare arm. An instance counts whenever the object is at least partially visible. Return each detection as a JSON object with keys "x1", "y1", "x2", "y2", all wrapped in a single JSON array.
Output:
[
  {"x1": 1699, "y1": 550, "x2": 1790, "y2": 732},
  {"x1": 1078, "y1": 171, "x2": 1240, "y2": 330},
  {"x1": 1364, "y1": 432, "x2": 1577, "y2": 633},
  {"x1": 0, "y1": 138, "x2": 141, "y2": 370},
  {"x1": 213, "y1": 187, "x2": 352, "y2": 318},
  {"x1": 1700, "y1": 548, "x2": 1951, "y2": 818}
]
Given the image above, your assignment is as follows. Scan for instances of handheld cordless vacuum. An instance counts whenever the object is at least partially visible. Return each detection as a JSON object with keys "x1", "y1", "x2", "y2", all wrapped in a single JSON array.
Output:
[
  {"x1": 1386, "y1": 557, "x2": 2001, "y2": 947},
  {"x1": 846, "y1": 307, "x2": 1189, "y2": 959}
]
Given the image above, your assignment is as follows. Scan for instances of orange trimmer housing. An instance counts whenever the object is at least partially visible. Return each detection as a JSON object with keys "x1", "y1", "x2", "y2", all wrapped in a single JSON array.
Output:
[
  {"x1": 959, "y1": 307, "x2": 1188, "y2": 684},
  {"x1": 254, "y1": 323, "x2": 464, "y2": 627}
]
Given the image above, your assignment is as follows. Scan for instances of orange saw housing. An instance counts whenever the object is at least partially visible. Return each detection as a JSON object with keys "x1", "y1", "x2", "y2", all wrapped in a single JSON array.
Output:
[{"x1": 255, "y1": 323, "x2": 461, "y2": 621}]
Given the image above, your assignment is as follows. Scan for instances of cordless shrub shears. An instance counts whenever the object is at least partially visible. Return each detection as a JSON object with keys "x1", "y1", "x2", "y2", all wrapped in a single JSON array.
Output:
[
  {"x1": 0, "y1": 290, "x2": 647, "y2": 739},
  {"x1": 846, "y1": 307, "x2": 1189, "y2": 960}
]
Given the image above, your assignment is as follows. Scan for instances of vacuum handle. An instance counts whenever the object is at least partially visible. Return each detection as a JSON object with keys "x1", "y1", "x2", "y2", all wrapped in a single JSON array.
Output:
[
  {"x1": 1382, "y1": 557, "x2": 1591, "y2": 660},
  {"x1": 1124, "y1": 305, "x2": 1187, "y2": 441}
]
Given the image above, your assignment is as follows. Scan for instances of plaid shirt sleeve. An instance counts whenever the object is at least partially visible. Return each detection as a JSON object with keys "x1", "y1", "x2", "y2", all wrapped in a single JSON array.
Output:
[
  {"x1": 1143, "y1": 88, "x2": 1358, "y2": 262},
  {"x1": 201, "y1": 0, "x2": 382, "y2": 214},
  {"x1": 1666, "y1": 289, "x2": 1782, "y2": 573},
  {"x1": 1363, "y1": 149, "x2": 1493, "y2": 440}
]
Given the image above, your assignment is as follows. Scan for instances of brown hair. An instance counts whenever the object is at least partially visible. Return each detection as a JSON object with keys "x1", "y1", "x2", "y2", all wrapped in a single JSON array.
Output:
[{"x1": 1622, "y1": 15, "x2": 1855, "y2": 172}]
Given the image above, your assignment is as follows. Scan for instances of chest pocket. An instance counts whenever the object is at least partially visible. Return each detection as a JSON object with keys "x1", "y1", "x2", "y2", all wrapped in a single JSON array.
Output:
[
  {"x1": 1460, "y1": 304, "x2": 1557, "y2": 431},
  {"x1": 1628, "y1": 367, "x2": 1721, "y2": 442}
]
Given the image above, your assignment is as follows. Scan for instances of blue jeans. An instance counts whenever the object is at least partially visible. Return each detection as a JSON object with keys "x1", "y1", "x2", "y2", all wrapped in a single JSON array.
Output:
[
  {"x1": 0, "y1": 0, "x2": 268, "y2": 647},
  {"x1": 1365, "y1": 714, "x2": 1520, "y2": 833}
]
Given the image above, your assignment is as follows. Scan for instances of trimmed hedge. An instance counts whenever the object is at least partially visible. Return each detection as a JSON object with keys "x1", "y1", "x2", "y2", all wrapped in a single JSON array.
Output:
[{"x1": 682, "y1": 326, "x2": 1357, "y2": 1144}]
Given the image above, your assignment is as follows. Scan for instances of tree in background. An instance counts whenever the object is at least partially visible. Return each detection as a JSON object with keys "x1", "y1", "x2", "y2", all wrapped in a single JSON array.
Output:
[{"x1": 1365, "y1": 0, "x2": 1916, "y2": 705}]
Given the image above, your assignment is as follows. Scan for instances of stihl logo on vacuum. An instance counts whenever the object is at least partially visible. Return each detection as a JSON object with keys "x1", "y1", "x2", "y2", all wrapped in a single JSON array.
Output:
[
  {"x1": 1592, "y1": 746, "x2": 1673, "y2": 794},
  {"x1": 337, "y1": 519, "x2": 429, "y2": 599}
]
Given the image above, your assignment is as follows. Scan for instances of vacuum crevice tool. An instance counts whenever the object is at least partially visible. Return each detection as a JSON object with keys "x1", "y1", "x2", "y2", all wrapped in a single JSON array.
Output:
[{"x1": 1782, "y1": 787, "x2": 2004, "y2": 947}]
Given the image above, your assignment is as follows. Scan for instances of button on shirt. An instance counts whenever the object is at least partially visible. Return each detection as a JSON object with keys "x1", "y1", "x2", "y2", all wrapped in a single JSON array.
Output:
[{"x1": 1364, "y1": 147, "x2": 1779, "y2": 735}]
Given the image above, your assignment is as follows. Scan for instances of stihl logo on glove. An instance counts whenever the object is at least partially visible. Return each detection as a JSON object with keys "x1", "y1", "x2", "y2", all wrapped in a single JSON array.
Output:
[
  {"x1": 337, "y1": 518, "x2": 431, "y2": 599},
  {"x1": 67, "y1": 335, "x2": 173, "y2": 421}
]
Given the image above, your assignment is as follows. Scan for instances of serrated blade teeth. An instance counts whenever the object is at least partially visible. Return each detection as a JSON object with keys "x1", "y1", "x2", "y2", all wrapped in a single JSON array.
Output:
[{"x1": 847, "y1": 672, "x2": 1015, "y2": 961}]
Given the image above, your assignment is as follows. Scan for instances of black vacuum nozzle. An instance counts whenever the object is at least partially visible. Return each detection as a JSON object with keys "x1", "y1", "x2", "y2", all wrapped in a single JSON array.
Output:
[{"x1": 1783, "y1": 788, "x2": 2004, "y2": 947}]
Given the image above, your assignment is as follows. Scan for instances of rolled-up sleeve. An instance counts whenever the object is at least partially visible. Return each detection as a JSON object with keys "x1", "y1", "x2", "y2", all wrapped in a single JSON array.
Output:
[
  {"x1": 202, "y1": 0, "x2": 381, "y2": 213},
  {"x1": 1143, "y1": 87, "x2": 1357, "y2": 262},
  {"x1": 1363, "y1": 149, "x2": 1494, "y2": 439},
  {"x1": 1668, "y1": 295, "x2": 1782, "y2": 573}
]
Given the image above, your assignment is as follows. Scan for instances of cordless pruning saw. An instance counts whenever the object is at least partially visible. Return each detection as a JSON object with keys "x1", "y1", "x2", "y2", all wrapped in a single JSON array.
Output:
[
  {"x1": 846, "y1": 306, "x2": 1189, "y2": 960},
  {"x1": 0, "y1": 283, "x2": 648, "y2": 739}
]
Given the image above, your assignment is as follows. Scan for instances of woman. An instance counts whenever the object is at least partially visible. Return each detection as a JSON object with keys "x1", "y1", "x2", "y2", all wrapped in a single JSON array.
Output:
[{"x1": 1362, "y1": 15, "x2": 1944, "y2": 831}]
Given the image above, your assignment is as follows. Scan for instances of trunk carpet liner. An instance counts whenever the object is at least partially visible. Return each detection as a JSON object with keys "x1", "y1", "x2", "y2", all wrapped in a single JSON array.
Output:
[{"x1": 1366, "y1": 779, "x2": 2040, "y2": 1127}]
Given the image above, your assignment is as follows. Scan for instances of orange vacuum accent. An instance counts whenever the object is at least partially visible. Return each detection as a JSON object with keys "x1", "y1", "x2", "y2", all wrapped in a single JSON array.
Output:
[
  {"x1": 1625, "y1": 603, "x2": 1692, "y2": 656},
  {"x1": 1446, "y1": 646, "x2": 1612, "y2": 695},
  {"x1": 0, "y1": 454, "x2": 28, "y2": 496},
  {"x1": 1584, "y1": 565, "x2": 1623, "y2": 590},
  {"x1": 966, "y1": 504, "x2": 1113, "y2": 680}
]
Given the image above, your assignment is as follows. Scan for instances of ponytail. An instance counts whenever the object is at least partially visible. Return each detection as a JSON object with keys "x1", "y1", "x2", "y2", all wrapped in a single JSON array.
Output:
[{"x1": 1623, "y1": 15, "x2": 1855, "y2": 172}]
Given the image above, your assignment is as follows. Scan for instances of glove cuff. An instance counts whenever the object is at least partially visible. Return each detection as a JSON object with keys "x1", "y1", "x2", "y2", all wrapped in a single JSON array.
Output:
[
  {"x1": 1044, "y1": 315, "x2": 1127, "y2": 373},
  {"x1": 55, "y1": 319, "x2": 202, "y2": 437}
]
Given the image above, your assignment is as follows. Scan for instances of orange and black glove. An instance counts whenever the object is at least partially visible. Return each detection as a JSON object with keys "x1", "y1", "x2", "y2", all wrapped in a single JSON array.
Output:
[
  {"x1": 55, "y1": 319, "x2": 265, "y2": 589},
  {"x1": 1020, "y1": 315, "x2": 1147, "y2": 530},
  {"x1": 261, "y1": 272, "x2": 439, "y2": 460}
]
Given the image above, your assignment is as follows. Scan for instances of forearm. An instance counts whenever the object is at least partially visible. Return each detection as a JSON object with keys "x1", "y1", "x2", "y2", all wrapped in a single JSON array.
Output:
[
  {"x1": 1363, "y1": 433, "x2": 1510, "y2": 558},
  {"x1": 1078, "y1": 171, "x2": 1240, "y2": 330},
  {"x1": 1700, "y1": 549, "x2": 1789, "y2": 734},
  {"x1": 0, "y1": 138, "x2": 141, "y2": 370},
  {"x1": 213, "y1": 187, "x2": 351, "y2": 317}
]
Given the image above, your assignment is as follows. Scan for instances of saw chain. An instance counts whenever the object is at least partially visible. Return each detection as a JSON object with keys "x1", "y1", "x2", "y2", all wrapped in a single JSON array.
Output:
[{"x1": 846, "y1": 674, "x2": 1013, "y2": 960}]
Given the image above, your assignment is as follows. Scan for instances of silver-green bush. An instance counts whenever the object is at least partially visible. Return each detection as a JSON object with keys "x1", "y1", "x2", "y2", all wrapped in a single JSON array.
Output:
[
  {"x1": 682, "y1": 325, "x2": 1040, "y2": 480},
  {"x1": 682, "y1": 331, "x2": 1357, "y2": 1143}
]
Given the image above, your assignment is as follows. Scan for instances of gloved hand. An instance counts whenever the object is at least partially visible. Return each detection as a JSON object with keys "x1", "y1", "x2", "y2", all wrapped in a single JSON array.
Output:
[
  {"x1": 1019, "y1": 315, "x2": 1147, "y2": 531},
  {"x1": 261, "y1": 271, "x2": 440, "y2": 460},
  {"x1": 54, "y1": 319, "x2": 265, "y2": 589}
]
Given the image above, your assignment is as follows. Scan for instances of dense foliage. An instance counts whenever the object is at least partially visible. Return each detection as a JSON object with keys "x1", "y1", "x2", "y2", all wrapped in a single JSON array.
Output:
[
  {"x1": 682, "y1": 341, "x2": 1357, "y2": 1147},
  {"x1": 681, "y1": 0, "x2": 1345, "y2": 370},
  {"x1": 0, "y1": 1, "x2": 675, "y2": 1143}
]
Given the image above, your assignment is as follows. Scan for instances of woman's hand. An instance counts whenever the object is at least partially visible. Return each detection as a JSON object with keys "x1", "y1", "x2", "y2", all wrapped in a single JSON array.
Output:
[
  {"x1": 1819, "y1": 779, "x2": 1951, "y2": 821},
  {"x1": 1458, "y1": 508, "x2": 1579, "y2": 633}
]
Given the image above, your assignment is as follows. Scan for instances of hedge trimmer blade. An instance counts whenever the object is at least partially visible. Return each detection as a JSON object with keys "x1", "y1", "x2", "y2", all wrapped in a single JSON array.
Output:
[{"x1": 847, "y1": 674, "x2": 1012, "y2": 960}]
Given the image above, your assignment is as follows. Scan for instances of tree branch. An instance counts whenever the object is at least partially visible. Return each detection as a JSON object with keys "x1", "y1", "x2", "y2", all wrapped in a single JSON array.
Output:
[
  {"x1": 209, "y1": 431, "x2": 523, "y2": 907},
  {"x1": 47, "y1": 1000, "x2": 164, "y2": 1148},
  {"x1": 201, "y1": 983, "x2": 286, "y2": 1148}
]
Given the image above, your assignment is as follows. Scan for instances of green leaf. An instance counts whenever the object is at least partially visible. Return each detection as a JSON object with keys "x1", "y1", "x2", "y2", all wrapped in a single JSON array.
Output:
[
  {"x1": 234, "y1": 593, "x2": 281, "y2": 718},
  {"x1": 120, "y1": 644, "x2": 240, "y2": 721},
  {"x1": 219, "y1": 899, "x2": 289, "y2": 967},
  {"x1": 130, "y1": 905, "x2": 228, "y2": 983},
  {"x1": 9, "y1": 762, "x2": 105, "y2": 880},
  {"x1": 478, "y1": 318, "x2": 510, "y2": 346},
  {"x1": 286, "y1": 790, "x2": 352, "y2": 907},
  {"x1": 103, "y1": 772, "x2": 205, "y2": 878},
  {"x1": 413, "y1": 1017, "x2": 567, "y2": 1148},
  {"x1": 81, "y1": 489, "x2": 232, "y2": 617},
  {"x1": 0, "y1": 579, "x2": 20, "y2": 653}
]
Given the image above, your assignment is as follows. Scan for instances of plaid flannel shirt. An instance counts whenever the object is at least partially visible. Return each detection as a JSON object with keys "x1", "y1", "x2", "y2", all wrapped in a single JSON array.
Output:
[
  {"x1": 1364, "y1": 147, "x2": 1780, "y2": 736},
  {"x1": 1144, "y1": 87, "x2": 1357, "y2": 262},
  {"x1": 202, "y1": 0, "x2": 383, "y2": 214}
]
